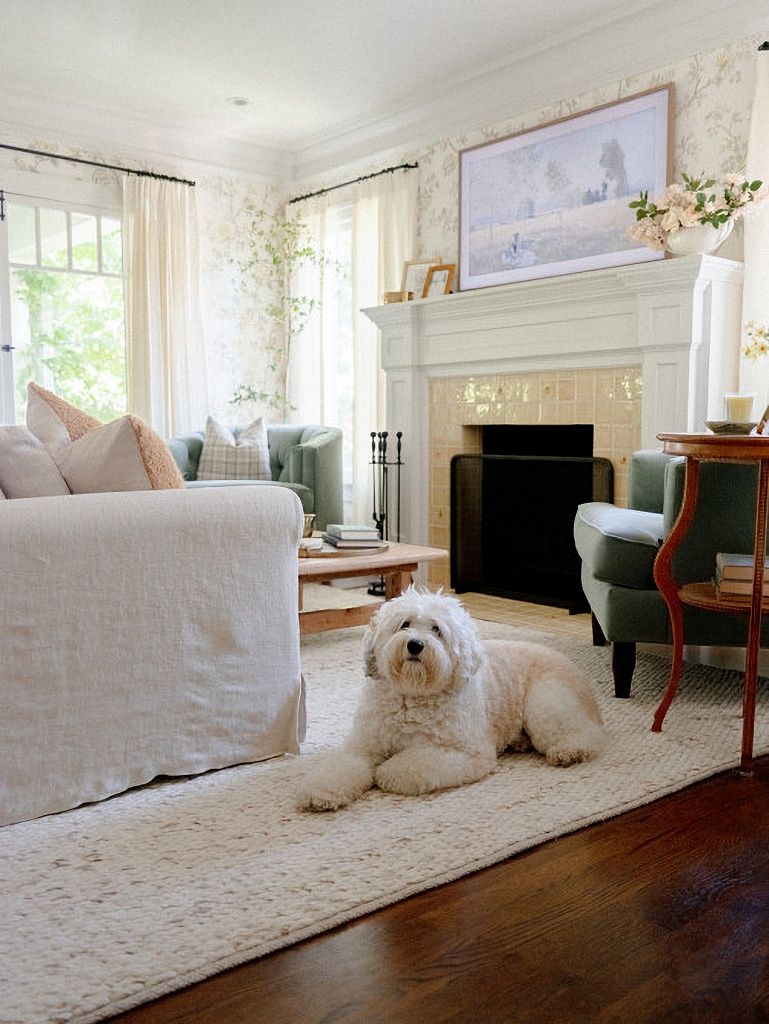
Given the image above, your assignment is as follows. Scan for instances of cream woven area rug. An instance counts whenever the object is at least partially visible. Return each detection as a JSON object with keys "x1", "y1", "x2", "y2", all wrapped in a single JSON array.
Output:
[{"x1": 3, "y1": 603, "x2": 768, "y2": 1024}]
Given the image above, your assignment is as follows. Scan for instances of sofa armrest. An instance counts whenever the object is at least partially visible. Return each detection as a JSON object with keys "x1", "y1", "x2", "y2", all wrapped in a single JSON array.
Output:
[
  {"x1": 0, "y1": 486, "x2": 305, "y2": 825},
  {"x1": 280, "y1": 426, "x2": 343, "y2": 530},
  {"x1": 628, "y1": 449, "x2": 675, "y2": 512},
  {"x1": 166, "y1": 431, "x2": 205, "y2": 480}
]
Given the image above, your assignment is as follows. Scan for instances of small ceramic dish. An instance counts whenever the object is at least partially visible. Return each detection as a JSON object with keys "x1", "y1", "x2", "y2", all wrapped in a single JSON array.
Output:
[{"x1": 704, "y1": 420, "x2": 758, "y2": 436}]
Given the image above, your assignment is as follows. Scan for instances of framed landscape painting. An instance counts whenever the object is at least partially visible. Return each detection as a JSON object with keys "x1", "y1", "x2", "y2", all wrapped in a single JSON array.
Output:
[{"x1": 459, "y1": 85, "x2": 672, "y2": 290}]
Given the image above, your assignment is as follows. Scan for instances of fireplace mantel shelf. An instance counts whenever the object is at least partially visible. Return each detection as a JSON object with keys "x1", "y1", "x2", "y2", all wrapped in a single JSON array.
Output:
[
  {"x1": 363, "y1": 254, "x2": 744, "y2": 548},
  {"x1": 365, "y1": 254, "x2": 743, "y2": 375}
]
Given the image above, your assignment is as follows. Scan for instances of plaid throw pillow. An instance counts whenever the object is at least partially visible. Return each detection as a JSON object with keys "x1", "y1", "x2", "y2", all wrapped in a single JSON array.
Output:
[{"x1": 197, "y1": 416, "x2": 272, "y2": 481}]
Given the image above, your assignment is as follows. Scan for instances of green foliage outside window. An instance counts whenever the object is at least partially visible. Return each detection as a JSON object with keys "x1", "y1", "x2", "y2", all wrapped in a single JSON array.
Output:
[{"x1": 11, "y1": 241, "x2": 126, "y2": 424}]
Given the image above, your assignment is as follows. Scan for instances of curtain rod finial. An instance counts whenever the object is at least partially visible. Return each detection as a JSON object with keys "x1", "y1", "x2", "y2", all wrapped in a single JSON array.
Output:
[{"x1": 759, "y1": 41, "x2": 769, "y2": 50}]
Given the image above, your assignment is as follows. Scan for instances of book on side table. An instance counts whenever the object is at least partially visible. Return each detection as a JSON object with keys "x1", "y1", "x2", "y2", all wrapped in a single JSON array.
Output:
[
  {"x1": 299, "y1": 525, "x2": 389, "y2": 557},
  {"x1": 325, "y1": 523, "x2": 382, "y2": 541},
  {"x1": 321, "y1": 534, "x2": 389, "y2": 550},
  {"x1": 713, "y1": 552, "x2": 769, "y2": 601}
]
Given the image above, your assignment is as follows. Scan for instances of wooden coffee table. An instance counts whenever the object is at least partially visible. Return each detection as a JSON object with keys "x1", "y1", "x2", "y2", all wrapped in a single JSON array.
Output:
[{"x1": 298, "y1": 542, "x2": 447, "y2": 635}]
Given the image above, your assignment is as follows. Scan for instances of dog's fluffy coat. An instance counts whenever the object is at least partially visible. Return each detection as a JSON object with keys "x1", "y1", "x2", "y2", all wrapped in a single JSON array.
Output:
[{"x1": 298, "y1": 588, "x2": 605, "y2": 811}]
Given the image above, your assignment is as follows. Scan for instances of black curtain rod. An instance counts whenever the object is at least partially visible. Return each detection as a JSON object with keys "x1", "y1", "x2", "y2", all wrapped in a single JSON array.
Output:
[
  {"x1": 760, "y1": 41, "x2": 769, "y2": 49},
  {"x1": 289, "y1": 162, "x2": 417, "y2": 205},
  {"x1": 0, "y1": 142, "x2": 195, "y2": 187}
]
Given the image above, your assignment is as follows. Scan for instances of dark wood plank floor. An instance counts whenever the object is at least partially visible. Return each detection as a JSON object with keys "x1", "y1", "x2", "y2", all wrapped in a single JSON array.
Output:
[{"x1": 109, "y1": 754, "x2": 769, "y2": 1024}]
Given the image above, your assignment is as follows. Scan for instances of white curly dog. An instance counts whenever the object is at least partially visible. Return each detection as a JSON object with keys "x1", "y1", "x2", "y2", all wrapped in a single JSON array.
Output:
[{"x1": 298, "y1": 588, "x2": 605, "y2": 811}]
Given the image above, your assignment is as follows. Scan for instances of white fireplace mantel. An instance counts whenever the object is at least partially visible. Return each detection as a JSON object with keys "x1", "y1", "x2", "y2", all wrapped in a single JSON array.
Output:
[{"x1": 363, "y1": 254, "x2": 744, "y2": 545}]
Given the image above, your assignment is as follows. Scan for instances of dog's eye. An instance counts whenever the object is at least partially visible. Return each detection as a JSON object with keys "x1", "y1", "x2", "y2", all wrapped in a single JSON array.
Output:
[
  {"x1": 400, "y1": 620, "x2": 410, "y2": 630},
  {"x1": 431, "y1": 625, "x2": 442, "y2": 636}
]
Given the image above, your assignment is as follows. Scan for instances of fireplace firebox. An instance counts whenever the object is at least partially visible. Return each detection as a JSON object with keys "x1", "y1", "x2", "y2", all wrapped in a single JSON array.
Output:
[{"x1": 450, "y1": 425, "x2": 613, "y2": 612}]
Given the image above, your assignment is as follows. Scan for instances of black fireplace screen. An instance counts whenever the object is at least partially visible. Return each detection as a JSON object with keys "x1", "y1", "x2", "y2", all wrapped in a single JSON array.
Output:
[{"x1": 450, "y1": 453, "x2": 614, "y2": 612}]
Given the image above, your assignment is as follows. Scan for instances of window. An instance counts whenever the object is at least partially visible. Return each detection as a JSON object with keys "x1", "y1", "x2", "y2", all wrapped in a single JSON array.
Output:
[
  {"x1": 0, "y1": 194, "x2": 126, "y2": 424},
  {"x1": 288, "y1": 170, "x2": 418, "y2": 525}
]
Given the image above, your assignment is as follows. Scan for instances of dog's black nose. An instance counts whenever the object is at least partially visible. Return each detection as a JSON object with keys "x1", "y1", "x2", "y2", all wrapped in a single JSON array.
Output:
[{"x1": 407, "y1": 638, "x2": 425, "y2": 657}]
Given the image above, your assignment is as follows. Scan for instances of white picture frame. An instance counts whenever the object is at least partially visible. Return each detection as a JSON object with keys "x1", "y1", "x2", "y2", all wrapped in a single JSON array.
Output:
[{"x1": 401, "y1": 257, "x2": 442, "y2": 299}]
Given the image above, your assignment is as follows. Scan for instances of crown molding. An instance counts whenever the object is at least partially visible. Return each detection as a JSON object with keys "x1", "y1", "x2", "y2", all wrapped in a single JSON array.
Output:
[
  {"x1": 290, "y1": 4, "x2": 767, "y2": 181},
  {"x1": 0, "y1": 87, "x2": 291, "y2": 183},
  {"x1": 0, "y1": 0, "x2": 764, "y2": 188}
]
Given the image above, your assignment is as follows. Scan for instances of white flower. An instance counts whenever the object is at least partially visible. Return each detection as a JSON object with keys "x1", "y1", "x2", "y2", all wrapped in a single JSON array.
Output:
[
  {"x1": 627, "y1": 172, "x2": 766, "y2": 251},
  {"x1": 742, "y1": 322, "x2": 769, "y2": 361}
]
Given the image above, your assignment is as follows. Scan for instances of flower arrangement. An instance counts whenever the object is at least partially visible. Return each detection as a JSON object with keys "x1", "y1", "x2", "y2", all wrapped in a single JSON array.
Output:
[
  {"x1": 742, "y1": 321, "x2": 769, "y2": 362},
  {"x1": 627, "y1": 173, "x2": 765, "y2": 251}
]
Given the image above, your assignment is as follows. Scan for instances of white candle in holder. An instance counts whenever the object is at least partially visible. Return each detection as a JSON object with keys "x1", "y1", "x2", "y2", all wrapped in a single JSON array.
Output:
[{"x1": 724, "y1": 394, "x2": 754, "y2": 422}]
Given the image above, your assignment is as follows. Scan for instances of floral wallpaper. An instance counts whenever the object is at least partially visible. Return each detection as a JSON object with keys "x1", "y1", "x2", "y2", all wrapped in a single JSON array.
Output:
[
  {"x1": 414, "y1": 36, "x2": 760, "y2": 267},
  {"x1": 195, "y1": 177, "x2": 285, "y2": 419}
]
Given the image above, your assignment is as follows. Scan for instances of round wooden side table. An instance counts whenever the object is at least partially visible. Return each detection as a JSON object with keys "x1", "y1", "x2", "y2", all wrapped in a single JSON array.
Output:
[{"x1": 653, "y1": 433, "x2": 769, "y2": 771}]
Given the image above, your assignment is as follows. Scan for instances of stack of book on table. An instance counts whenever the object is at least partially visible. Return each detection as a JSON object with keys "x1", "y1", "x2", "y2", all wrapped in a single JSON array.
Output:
[
  {"x1": 321, "y1": 523, "x2": 388, "y2": 550},
  {"x1": 713, "y1": 552, "x2": 769, "y2": 601}
]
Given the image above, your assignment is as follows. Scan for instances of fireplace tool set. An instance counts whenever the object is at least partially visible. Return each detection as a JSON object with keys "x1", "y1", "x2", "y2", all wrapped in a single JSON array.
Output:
[{"x1": 368, "y1": 430, "x2": 403, "y2": 595}]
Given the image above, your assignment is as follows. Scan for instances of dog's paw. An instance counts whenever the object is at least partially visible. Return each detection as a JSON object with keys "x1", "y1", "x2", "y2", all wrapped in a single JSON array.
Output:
[
  {"x1": 375, "y1": 748, "x2": 494, "y2": 795},
  {"x1": 298, "y1": 787, "x2": 352, "y2": 812},
  {"x1": 545, "y1": 746, "x2": 598, "y2": 767},
  {"x1": 374, "y1": 759, "x2": 429, "y2": 796},
  {"x1": 295, "y1": 750, "x2": 375, "y2": 812}
]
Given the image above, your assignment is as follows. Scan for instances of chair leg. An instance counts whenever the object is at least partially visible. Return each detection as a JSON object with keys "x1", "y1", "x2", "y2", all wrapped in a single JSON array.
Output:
[
  {"x1": 591, "y1": 613, "x2": 607, "y2": 647},
  {"x1": 611, "y1": 641, "x2": 636, "y2": 698}
]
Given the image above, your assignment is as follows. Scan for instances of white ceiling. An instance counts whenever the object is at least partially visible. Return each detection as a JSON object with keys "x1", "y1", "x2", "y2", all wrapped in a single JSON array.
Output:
[{"x1": 1, "y1": 0, "x2": 766, "y2": 180}]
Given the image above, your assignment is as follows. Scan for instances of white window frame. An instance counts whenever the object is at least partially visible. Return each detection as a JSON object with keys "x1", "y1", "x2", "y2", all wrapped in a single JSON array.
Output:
[{"x1": 0, "y1": 168, "x2": 122, "y2": 423}]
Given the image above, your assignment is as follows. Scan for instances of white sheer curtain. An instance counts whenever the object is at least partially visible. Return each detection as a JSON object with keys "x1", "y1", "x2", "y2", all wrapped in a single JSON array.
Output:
[
  {"x1": 740, "y1": 45, "x2": 769, "y2": 403},
  {"x1": 122, "y1": 177, "x2": 208, "y2": 435},
  {"x1": 287, "y1": 168, "x2": 418, "y2": 524}
]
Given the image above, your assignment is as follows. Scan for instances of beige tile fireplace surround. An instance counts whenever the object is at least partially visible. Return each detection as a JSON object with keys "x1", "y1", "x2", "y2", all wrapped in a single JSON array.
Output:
[
  {"x1": 364, "y1": 254, "x2": 745, "y2": 590},
  {"x1": 426, "y1": 368, "x2": 641, "y2": 589}
]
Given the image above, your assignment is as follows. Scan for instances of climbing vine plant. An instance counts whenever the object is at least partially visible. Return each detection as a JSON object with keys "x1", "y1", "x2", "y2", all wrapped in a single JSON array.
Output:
[{"x1": 232, "y1": 204, "x2": 340, "y2": 416}]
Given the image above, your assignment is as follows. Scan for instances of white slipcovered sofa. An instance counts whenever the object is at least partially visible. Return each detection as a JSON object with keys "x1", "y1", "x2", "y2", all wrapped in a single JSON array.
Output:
[{"x1": 0, "y1": 484, "x2": 305, "y2": 827}]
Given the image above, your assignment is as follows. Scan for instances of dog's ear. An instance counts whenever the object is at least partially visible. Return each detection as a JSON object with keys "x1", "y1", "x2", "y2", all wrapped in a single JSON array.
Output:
[
  {"x1": 362, "y1": 601, "x2": 388, "y2": 677},
  {"x1": 446, "y1": 598, "x2": 483, "y2": 679},
  {"x1": 458, "y1": 628, "x2": 484, "y2": 679},
  {"x1": 363, "y1": 598, "x2": 403, "y2": 678},
  {"x1": 363, "y1": 619, "x2": 378, "y2": 677}
]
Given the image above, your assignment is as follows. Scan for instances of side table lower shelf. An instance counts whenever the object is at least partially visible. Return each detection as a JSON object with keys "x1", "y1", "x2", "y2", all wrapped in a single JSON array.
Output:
[{"x1": 678, "y1": 581, "x2": 769, "y2": 614}]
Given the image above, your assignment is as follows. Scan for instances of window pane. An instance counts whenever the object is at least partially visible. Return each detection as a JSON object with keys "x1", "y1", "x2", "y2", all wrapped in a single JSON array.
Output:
[
  {"x1": 71, "y1": 212, "x2": 98, "y2": 272},
  {"x1": 39, "y1": 208, "x2": 69, "y2": 268},
  {"x1": 101, "y1": 217, "x2": 123, "y2": 274},
  {"x1": 5, "y1": 199, "x2": 126, "y2": 426},
  {"x1": 11, "y1": 267, "x2": 127, "y2": 423},
  {"x1": 7, "y1": 204, "x2": 36, "y2": 265}
]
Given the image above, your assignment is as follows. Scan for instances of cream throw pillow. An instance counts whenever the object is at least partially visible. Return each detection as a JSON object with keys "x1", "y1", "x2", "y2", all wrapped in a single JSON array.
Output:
[
  {"x1": 54, "y1": 415, "x2": 185, "y2": 492},
  {"x1": 27, "y1": 381, "x2": 101, "y2": 448},
  {"x1": 0, "y1": 426, "x2": 70, "y2": 498},
  {"x1": 197, "y1": 417, "x2": 271, "y2": 481},
  {"x1": 25, "y1": 383, "x2": 185, "y2": 492}
]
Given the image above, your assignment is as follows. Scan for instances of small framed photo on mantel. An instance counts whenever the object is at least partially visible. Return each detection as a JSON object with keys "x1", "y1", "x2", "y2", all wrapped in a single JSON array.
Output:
[
  {"x1": 401, "y1": 258, "x2": 442, "y2": 300},
  {"x1": 423, "y1": 263, "x2": 455, "y2": 298}
]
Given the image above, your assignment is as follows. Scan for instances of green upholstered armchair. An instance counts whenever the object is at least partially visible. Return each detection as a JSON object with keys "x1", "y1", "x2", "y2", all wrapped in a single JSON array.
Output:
[
  {"x1": 167, "y1": 424, "x2": 343, "y2": 531},
  {"x1": 574, "y1": 449, "x2": 766, "y2": 698}
]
